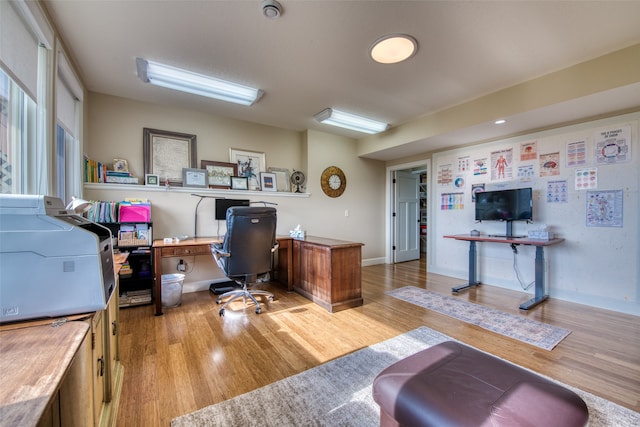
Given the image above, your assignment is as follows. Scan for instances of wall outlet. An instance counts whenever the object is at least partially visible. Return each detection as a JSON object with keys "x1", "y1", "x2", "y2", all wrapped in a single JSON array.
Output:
[{"x1": 177, "y1": 259, "x2": 186, "y2": 272}]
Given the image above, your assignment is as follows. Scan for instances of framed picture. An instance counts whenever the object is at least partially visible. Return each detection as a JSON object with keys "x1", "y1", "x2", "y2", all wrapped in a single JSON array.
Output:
[
  {"x1": 229, "y1": 148, "x2": 265, "y2": 191},
  {"x1": 201, "y1": 160, "x2": 237, "y2": 189},
  {"x1": 231, "y1": 176, "x2": 249, "y2": 190},
  {"x1": 143, "y1": 128, "x2": 197, "y2": 185},
  {"x1": 260, "y1": 172, "x2": 277, "y2": 192},
  {"x1": 268, "y1": 167, "x2": 290, "y2": 192},
  {"x1": 113, "y1": 158, "x2": 129, "y2": 172},
  {"x1": 182, "y1": 168, "x2": 207, "y2": 188},
  {"x1": 145, "y1": 174, "x2": 160, "y2": 186}
]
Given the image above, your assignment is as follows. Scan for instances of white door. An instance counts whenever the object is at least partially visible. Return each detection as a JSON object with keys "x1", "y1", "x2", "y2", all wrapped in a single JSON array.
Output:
[{"x1": 394, "y1": 170, "x2": 420, "y2": 262}]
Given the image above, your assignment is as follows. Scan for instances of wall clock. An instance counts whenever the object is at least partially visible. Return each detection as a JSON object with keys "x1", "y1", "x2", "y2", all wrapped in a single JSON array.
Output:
[{"x1": 321, "y1": 166, "x2": 346, "y2": 198}]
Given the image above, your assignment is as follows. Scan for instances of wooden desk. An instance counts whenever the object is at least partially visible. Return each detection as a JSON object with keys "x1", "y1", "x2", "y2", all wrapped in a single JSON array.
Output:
[
  {"x1": 152, "y1": 236, "x2": 293, "y2": 315},
  {"x1": 292, "y1": 236, "x2": 364, "y2": 313},
  {"x1": 444, "y1": 234, "x2": 565, "y2": 310}
]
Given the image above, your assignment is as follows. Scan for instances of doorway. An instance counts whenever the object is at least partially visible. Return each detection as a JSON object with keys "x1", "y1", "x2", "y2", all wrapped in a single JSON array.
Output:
[{"x1": 386, "y1": 160, "x2": 430, "y2": 265}]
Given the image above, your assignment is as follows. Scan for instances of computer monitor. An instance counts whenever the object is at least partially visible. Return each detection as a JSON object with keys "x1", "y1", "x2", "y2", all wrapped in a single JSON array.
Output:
[{"x1": 214, "y1": 198, "x2": 250, "y2": 220}]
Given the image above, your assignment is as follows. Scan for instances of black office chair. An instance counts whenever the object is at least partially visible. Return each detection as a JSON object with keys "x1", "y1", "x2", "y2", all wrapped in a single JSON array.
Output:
[{"x1": 210, "y1": 206, "x2": 278, "y2": 316}]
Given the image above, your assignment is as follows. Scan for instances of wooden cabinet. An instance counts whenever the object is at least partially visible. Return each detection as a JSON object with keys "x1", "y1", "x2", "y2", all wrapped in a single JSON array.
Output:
[
  {"x1": 0, "y1": 282, "x2": 123, "y2": 427},
  {"x1": 292, "y1": 236, "x2": 363, "y2": 312}
]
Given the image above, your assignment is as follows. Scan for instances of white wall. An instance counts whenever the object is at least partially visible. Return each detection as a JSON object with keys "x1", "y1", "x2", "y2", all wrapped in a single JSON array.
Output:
[{"x1": 429, "y1": 112, "x2": 639, "y2": 315}]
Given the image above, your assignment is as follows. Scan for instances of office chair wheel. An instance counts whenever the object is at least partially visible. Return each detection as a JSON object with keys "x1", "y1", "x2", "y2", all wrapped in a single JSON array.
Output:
[
  {"x1": 255, "y1": 307, "x2": 261, "y2": 314},
  {"x1": 218, "y1": 308, "x2": 225, "y2": 317}
]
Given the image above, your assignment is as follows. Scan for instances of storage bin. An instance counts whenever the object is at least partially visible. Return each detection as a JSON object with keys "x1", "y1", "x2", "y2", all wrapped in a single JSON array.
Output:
[{"x1": 161, "y1": 273, "x2": 184, "y2": 308}]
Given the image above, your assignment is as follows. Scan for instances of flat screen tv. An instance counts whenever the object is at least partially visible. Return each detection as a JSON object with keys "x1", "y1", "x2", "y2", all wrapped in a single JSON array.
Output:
[
  {"x1": 215, "y1": 198, "x2": 250, "y2": 220},
  {"x1": 475, "y1": 188, "x2": 532, "y2": 221},
  {"x1": 475, "y1": 188, "x2": 532, "y2": 237}
]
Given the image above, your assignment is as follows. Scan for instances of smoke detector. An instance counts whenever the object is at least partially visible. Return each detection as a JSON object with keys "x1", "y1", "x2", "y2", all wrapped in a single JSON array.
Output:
[{"x1": 262, "y1": 0, "x2": 283, "y2": 19}]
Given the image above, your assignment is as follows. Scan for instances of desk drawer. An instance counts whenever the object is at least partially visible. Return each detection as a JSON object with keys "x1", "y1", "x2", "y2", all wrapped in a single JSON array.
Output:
[{"x1": 161, "y1": 246, "x2": 211, "y2": 257}]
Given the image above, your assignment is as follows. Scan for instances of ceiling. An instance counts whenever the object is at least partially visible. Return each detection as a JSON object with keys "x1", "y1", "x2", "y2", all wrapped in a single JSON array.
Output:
[{"x1": 43, "y1": 1, "x2": 640, "y2": 161}]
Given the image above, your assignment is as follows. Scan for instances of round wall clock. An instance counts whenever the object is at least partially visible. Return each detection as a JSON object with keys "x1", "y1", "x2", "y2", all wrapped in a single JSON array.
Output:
[{"x1": 320, "y1": 166, "x2": 346, "y2": 198}]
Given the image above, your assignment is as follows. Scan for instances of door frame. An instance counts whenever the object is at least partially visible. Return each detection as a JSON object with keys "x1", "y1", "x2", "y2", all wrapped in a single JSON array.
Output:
[{"x1": 385, "y1": 159, "x2": 431, "y2": 266}]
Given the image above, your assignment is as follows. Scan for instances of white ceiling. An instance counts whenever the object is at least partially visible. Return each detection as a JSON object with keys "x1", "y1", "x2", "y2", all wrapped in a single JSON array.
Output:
[{"x1": 43, "y1": 1, "x2": 640, "y2": 161}]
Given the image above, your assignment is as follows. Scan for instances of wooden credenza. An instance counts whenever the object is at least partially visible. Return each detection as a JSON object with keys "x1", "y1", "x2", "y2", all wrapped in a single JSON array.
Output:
[{"x1": 292, "y1": 236, "x2": 364, "y2": 313}]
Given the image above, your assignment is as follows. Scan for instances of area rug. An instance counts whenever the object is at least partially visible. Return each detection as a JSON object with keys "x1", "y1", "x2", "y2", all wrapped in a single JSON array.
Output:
[
  {"x1": 386, "y1": 286, "x2": 570, "y2": 350},
  {"x1": 171, "y1": 327, "x2": 639, "y2": 427}
]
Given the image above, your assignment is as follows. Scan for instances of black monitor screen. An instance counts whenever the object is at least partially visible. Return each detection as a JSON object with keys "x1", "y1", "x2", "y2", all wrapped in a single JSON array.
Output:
[
  {"x1": 214, "y1": 198, "x2": 250, "y2": 220},
  {"x1": 475, "y1": 188, "x2": 532, "y2": 221}
]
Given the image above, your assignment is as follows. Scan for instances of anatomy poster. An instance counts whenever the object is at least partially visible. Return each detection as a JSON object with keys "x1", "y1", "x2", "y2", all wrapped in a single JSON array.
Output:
[
  {"x1": 575, "y1": 167, "x2": 597, "y2": 190},
  {"x1": 586, "y1": 190, "x2": 623, "y2": 227},
  {"x1": 457, "y1": 156, "x2": 471, "y2": 173},
  {"x1": 473, "y1": 157, "x2": 488, "y2": 176},
  {"x1": 440, "y1": 192, "x2": 464, "y2": 210},
  {"x1": 437, "y1": 164, "x2": 453, "y2": 185},
  {"x1": 517, "y1": 164, "x2": 535, "y2": 182},
  {"x1": 490, "y1": 148, "x2": 512, "y2": 181},
  {"x1": 471, "y1": 184, "x2": 485, "y2": 202},
  {"x1": 547, "y1": 180, "x2": 568, "y2": 203},
  {"x1": 539, "y1": 152, "x2": 560, "y2": 177},
  {"x1": 566, "y1": 139, "x2": 587, "y2": 167},
  {"x1": 595, "y1": 126, "x2": 631, "y2": 164},
  {"x1": 520, "y1": 141, "x2": 537, "y2": 161}
]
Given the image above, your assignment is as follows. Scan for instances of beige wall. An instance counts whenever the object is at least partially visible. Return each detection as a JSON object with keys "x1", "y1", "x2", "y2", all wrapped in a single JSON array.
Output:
[{"x1": 84, "y1": 93, "x2": 386, "y2": 289}]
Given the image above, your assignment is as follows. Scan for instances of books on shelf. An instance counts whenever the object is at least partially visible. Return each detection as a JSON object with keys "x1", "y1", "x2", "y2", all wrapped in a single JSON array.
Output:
[
  {"x1": 119, "y1": 289, "x2": 152, "y2": 306},
  {"x1": 86, "y1": 201, "x2": 119, "y2": 223}
]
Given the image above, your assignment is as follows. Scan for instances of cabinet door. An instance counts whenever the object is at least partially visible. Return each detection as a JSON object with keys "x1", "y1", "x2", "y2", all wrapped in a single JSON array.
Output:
[
  {"x1": 59, "y1": 327, "x2": 94, "y2": 426},
  {"x1": 92, "y1": 312, "x2": 105, "y2": 426},
  {"x1": 105, "y1": 283, "x2": 119, "y2": 402}
]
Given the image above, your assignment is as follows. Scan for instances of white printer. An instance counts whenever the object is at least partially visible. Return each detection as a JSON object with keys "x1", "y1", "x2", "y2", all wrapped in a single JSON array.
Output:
[{"x1": 0, "y1": 194, "x2": 116, "y2": 323}]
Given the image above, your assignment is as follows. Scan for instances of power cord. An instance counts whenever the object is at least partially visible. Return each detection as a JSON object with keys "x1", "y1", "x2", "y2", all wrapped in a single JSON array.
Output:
[
  {"x1": 176, "y1": 257, "x2": 196, "y2": 275},
  {"x1": 511, "y1": 244, "x2": 534, "y2": 291}
]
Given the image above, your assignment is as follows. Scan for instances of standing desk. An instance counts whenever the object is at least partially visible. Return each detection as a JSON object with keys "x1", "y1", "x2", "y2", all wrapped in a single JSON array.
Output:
[{"x1": 444, "y1": 234, "x2": 564, "y2": 310}]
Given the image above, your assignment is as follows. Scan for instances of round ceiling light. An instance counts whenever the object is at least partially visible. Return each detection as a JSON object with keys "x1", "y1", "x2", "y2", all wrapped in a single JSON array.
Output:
[
  {"x1": 262, "y1": 0, "x2": 283, "y2": 19},
  {"x1": 370, "y1": 34, "x2": 418, "y2": 64}
]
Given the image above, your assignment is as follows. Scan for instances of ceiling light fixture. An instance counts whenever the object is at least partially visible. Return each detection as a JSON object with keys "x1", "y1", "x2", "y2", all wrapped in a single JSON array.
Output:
[
  {"x1": 495, "y1": 119, "x2": 507, "y2": 124},
  {"x1": 314, "y1": 108, "x2": 389, "y2": 134},
  {"x1": 370, "y1": 34, "x2": 418, "y2": 64},
  {"x1": 136, "y1": 58, "x2": 264, "y2": 106}
]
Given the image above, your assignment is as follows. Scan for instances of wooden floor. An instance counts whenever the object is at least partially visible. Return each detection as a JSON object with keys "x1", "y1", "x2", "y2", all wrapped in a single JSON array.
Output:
[{"x1": 116, "y1": 257, "x2": 640, "y2": 426}]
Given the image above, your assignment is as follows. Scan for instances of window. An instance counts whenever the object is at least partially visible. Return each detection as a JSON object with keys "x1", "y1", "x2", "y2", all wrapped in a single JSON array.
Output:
[{"x1": 0, "y1": 0, "x2": 53, "y2": 195}]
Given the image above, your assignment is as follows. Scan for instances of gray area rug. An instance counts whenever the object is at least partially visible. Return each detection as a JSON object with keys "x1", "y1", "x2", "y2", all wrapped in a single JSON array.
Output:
[
  {"x1": 171, "y1": 327, "x2": 639, "y2": 427},
  {"x1": 386, "y1": 286, "x2": 571, "y2": 350}
]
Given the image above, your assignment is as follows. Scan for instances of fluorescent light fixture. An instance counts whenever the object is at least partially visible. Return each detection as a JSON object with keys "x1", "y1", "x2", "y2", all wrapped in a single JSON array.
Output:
[
  {"x1": 313, "y1": 108, "x2": 389, "y2": 134},
  {"x1": 495, "y1": 119, "x2": 507, "y2": 124},
  {"x1": 136, "y1": 58, "x2": 264, "y2": 106},
  {"x1": 370, "y1": 34, "x2": 418, "y2": 64}
]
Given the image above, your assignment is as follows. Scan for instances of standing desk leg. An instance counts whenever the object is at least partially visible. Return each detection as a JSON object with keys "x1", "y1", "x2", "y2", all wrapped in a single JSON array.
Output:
[
  {"x1": 519, "y1": 246, "x2": 549, "y2": 310},
  {"x1": 452, "y1": 240, "x2": 481, "y2": 293},
  {"x1": 153, "y1": 246, "x2": 163, "y2": 315}
]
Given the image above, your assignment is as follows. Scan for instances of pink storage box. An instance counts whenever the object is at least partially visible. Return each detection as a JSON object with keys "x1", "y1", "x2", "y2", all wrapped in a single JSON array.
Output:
[{"x1": 119, "y1": 204, "x2": 151, "y2": 222}]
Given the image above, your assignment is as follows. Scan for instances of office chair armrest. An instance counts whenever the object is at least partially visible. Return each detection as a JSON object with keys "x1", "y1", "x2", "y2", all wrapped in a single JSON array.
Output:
[
  {"x1": 211, "y1": 243, "x2": 230, "y2": 259},
  {"x1": 271, "y1": 242, "x2": 279, "y2": 253}
]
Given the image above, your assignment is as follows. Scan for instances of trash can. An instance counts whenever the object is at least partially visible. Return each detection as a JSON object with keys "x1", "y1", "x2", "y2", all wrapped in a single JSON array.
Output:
[{"x1": 161, "y1": 273, "x2": 185, "y2": 308}]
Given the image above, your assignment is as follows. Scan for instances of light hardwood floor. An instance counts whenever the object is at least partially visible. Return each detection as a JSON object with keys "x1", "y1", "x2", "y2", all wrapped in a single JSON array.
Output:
[{"x1": 116, "y1": 258, "x2": 640, "y2": 426}]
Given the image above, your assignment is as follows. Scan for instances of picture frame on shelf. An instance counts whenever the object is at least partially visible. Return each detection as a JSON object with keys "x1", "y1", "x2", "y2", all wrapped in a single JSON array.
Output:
[
  {"x1": 113, "y1": 158, "x2": 129, "y2": 172},
  {"x1": 143, "y1": 128, "x2": 197, "y2": 185},
  {"x1": 145, "y1": 174, "x2": 160, "y2": 186},
  {"x1": 230, "y1": 176, "x2": 249, "y2": 190},
  {"x1": 229, "y1": 148, "x2": 265, "y2": 191},
  {"x1": 268, "y1": 167, "x2": 290, "y2": 192},
  {"x1": 260, "y1": 172, "x2": 277, "y2": 192},
  {"x1": 201, "y1": 160, "x2": 237, "y2": 189},
  {"x1": 182, "y1": 168, "x2": 207, "y2": 188}
]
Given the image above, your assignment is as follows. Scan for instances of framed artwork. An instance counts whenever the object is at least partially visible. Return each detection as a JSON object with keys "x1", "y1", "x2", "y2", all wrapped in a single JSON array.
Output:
[
  {"x1": 229, "y1": 148, "x2": 265, "y2": 191},
  {"x1": 260, "y1": 172, "x2": 277, "y2": 192},
  {"x1": 113, "y1": 158, "x2": 129, "y2": 172},
  {"x1": 231, "y1": 176, "x2": 249, "y2": 190},
  {"x1": 145, "y1": 174, "x2": 160, "y2": 186},
  {"x1": 268, "y1": 167, "x2": 290, "y2": 192},
  {"x1": 182, "y1": 168, "x2": 207, "y2": 188},
  {"x1": 143, "y1": 128, "x2": 197, "y2": 185},
  {"x1": 201, "y1": 160, "x2": 237, "y2": 189}
]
